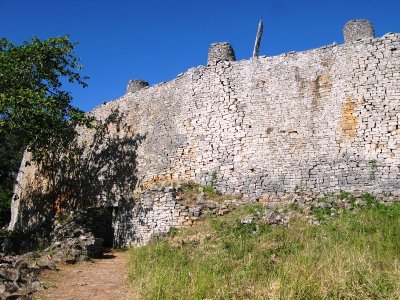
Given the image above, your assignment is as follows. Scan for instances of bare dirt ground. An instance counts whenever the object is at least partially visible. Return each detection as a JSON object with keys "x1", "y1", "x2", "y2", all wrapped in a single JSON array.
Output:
[{"x1": 33, "y1": 251, "x2": 137, "y2": 300}]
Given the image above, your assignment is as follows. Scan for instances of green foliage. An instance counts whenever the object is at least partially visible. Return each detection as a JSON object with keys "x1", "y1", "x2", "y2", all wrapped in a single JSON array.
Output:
[
  {"x1": 129, "y1": 203, "x2": 400, "y2": 299},
  {"x1": 289, "y1": 203, "x2": 303, "y2": 212},
  {"x1": 362, "y1": 192, "x2": 377, "y2": 206},
  {"x1": 311, "y1": 205, "x2": 332, "y2": 221},
  {"x1": 338, "y1": 191, "x2": 351, "y2": 200},
  {"x1": 202, "y1": 184, "x2": 215, "y2": 195},
  {"x1": 210, "y1": 170, "x2": 217, "y2": 187},
  {"x1": 203, "y1": 171, "x2": 218, "y2": 197},
  {"x1": 54, "y1": 211, "x2": 73, "y2": 225},
  {"x1": 0, "y1": 36, "x2": 93, "y2": 160},
  {"x1": 0, "y1": 36, "x2": 94, "y2": 224},
  {"x1": 178, "y1": 179, "x2": 235, "y2": 203},
  {"x1": 179, "y1": 183, "x2": 195, "y2": 193},
  {"x1": 338, "y1": 191, "x2": 357, "y2": 206}
]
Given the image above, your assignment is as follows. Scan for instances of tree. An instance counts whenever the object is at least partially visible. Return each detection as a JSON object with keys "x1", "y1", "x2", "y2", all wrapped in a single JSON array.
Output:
[
  {"x1": 0, "y1": 36, "x2": 93, "y2": 227},
  {"x1": 0, "y1": 131, "x2": 23, "y2": 226}
]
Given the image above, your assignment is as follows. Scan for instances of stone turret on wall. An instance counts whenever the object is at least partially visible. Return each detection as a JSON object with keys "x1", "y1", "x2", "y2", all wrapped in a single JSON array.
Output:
[
  {"x1": 343, "y1": 19, "x2": 375, "y2": 44},
  {"x1": 126, "y1": 79, "x2": 149, "y2": 94},
  {"x1": 207, "y1": 42, "x2": 236, "y2": 66}
]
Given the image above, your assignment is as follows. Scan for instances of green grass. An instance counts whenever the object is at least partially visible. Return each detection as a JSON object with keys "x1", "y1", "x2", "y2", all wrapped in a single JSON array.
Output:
[
  {"x1": 128, "y1": 203, "x2": 400, "y2": 299},
  {"x1": 311, "y1": 205, "x2": 332, "y2": 221},
  {"x1": 178, "y1": 181, "x2": 238, "y2": 203},
  {"x1": 338, "y1": 191, "x2": 357, "y2": 205}
]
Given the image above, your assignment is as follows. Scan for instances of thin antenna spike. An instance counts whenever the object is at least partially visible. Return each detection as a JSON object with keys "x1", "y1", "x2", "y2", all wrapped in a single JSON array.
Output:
[{"x1": 253, "y1": 20, "x2": 264, "y2": 58}]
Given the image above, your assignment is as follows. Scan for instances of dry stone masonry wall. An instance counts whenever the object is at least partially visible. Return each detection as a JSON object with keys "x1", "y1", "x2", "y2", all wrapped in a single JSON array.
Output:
[
  {"x1": 126, "y1": 79, "x2": 149, "y2": 94},
  {"x1": 207, "y1": 42, "x2": 236, "y2": 66},
  {"x1": 9, "y1": 20, "x2": 400, "y2": 247},
  {"x1": 114, "y1": 185, "x2": 251, "y2": 246},
  {"x1": 343, "y1": 19, "x2": 375, "y2": 44}
]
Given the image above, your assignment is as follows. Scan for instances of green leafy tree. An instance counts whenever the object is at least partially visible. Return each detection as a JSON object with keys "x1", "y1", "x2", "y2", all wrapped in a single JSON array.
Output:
[{"x1": 0, "y1": 36, "x2": 93, "y2": 227}]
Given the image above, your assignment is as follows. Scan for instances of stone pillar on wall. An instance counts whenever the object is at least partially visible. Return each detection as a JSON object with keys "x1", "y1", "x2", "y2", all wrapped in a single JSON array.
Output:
[
  {"x1": 343, "y1": 19, "x2": 375, "y2": 44},
  {"x1": 126, "y1": 79, "x2": 149, "y2": 94},
  {"x1": 207, "y1": 42, "x2": 236, "y2": 66}
]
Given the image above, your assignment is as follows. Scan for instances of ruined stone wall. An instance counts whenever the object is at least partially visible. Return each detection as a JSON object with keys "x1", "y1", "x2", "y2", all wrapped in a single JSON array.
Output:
[
  {"x1": 9, "y1": 31, "x2": 400, "y2": 246},
  {"x1": 113, "y1": 186, "x2": 249, "y2": 246}
]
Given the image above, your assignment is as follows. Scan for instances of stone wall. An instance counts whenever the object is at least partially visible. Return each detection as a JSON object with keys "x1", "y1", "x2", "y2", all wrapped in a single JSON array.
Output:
[
  {"x1": 344, "y1": 19, "x2": 375, "y2": 44},
  {"x1": 207, "y1": 42, "x2": 236, "y2": 66},
  {"x1": 108, "y1": 32, "x2": 399, "y2": 197},
  {"x1": 113, "y1": 185, "x2": 250, "y2": 246},
  {"x1": 126, "y1": 79, "x2": 149, "y2": 94},
  {"x1": 8, "y1": 24, "x2": 400, "y2": 247}
]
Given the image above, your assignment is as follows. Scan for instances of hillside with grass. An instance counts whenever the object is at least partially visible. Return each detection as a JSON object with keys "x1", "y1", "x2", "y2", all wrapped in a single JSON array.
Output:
[{"x1": 128, "y1": 196, "x2": 400, "y2": 299}]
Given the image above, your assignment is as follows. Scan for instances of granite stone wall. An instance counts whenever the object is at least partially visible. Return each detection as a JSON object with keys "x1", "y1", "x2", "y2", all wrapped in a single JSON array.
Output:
[
  {"x1": 126, "y1": 79, "x2": 149, "y2": 94},
  {"x1": 207, "y1": 42, "x2": 236, "y2": 66},
  {"x1": 9, "y1": 27, "x2": 400, "y2": 246},
  {"x1": 113, "y1": 185, "x2": 250, "y2": 246},
  {"x1": 344, "y1": 19, "x2": 375, "y2": 44}
]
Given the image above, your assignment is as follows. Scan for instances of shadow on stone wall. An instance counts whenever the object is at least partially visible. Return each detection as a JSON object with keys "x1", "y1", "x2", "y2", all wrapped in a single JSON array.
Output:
[
  {"x1": 11, "y1": 109, "x2": 146, "y2": 250},
  {"x1": 56, "y1": 109, "x2": 146, "y2": 212}
]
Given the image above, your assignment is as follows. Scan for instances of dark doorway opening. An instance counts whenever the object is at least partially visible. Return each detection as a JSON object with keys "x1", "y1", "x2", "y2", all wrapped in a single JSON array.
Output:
[{"x1": 85, "y1": 207, "x2": 115, "y2": 248}]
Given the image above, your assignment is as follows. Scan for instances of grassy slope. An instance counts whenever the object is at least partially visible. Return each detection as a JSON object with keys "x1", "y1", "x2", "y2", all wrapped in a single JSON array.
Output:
[{"x1": 128, "y1": 203, "x2": 400, "y2": 299}]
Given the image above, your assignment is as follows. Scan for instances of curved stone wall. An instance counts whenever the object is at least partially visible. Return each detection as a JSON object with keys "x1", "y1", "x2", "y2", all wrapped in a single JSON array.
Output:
[{"x1": 8, "y1": 30, "x2": 400, "y2": 246}]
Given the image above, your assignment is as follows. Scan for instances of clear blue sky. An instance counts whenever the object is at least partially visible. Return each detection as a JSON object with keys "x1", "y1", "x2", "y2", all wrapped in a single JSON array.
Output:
[{"x1": 1, "y1": 0, "x2": 399, "y2": 112}]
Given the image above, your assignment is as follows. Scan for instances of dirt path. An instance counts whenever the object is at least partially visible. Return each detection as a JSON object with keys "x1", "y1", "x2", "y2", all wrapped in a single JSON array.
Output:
[{"x1": 33, "y1": 251, "x2": 137, "y2": 300}]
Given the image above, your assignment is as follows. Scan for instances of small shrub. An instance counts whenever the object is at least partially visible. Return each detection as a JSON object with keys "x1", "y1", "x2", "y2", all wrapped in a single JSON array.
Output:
[
  {"x1": 55, "y1": 212, "x2": 73, "y2": 225},
  {"x1": 180, "y1": 183, "x2": 195, "y2": 193},
  {"x1": 311, "y1": 205, "x2": 332, "y2": 221},
  {"x1": 210, "y1": 171, "x2": 218, "y2": 188},
  {"x1": 167, "y1": 227, "x2": 178, "y2": 237},
  {"x1": 178, "y1": 179, "x2": 228, "y2": 202},
  {"x1": 203, "y1": 184, "x2": 215, "y2": 194},
  {"x1": 289, "y1": 203, "x2": 303, "y2": 212},
  {"x1": 318, "y1": 196, "x2": 329, "y2": 203},
  {"x1": 362, "y1": 193, "x2": 377, "y2": 205},
  {"x1": 338, "y1": 191, "x2": 357, "y2": 206},
  {"x1": 338, "y1": 191, "x2": 351, "y2": 200}
]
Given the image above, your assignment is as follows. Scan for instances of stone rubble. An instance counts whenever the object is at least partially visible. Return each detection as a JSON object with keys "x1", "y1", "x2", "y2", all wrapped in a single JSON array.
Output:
[
  {"x1": 242, "y1": 191, "x2": 400, "y2": 227},
  {"x1": 42, "y1": 207, "x2": 116, "y2": 265},
  {"x1": 116, "y1": 183, "x2": 400, "y2": 246},
  {"x1": 1, "y1": 190, "x2": 399, "y2": 299},
  {"x1": 0, "y1": 209, "x2": 114, "y2": 299},
  {"x1": 114, "y1": 184, "x2": 255, "y2": 246},
  {"x1": 0, "y1": 253, "x2": 41, "y2": 299},
  {"x1": 45, "y1": 220, "x2": 105, "y2": 264}
]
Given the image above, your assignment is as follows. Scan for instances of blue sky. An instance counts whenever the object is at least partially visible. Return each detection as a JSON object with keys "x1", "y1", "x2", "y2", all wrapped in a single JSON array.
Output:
[{"x1": 1, "y1": 0, "x2": 399, "y2": 112}]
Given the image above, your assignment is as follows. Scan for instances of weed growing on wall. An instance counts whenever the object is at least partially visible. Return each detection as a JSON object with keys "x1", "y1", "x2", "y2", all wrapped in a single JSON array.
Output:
[{"x1": 369, "y1": 159, "x2": 377, "y2": 181}]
